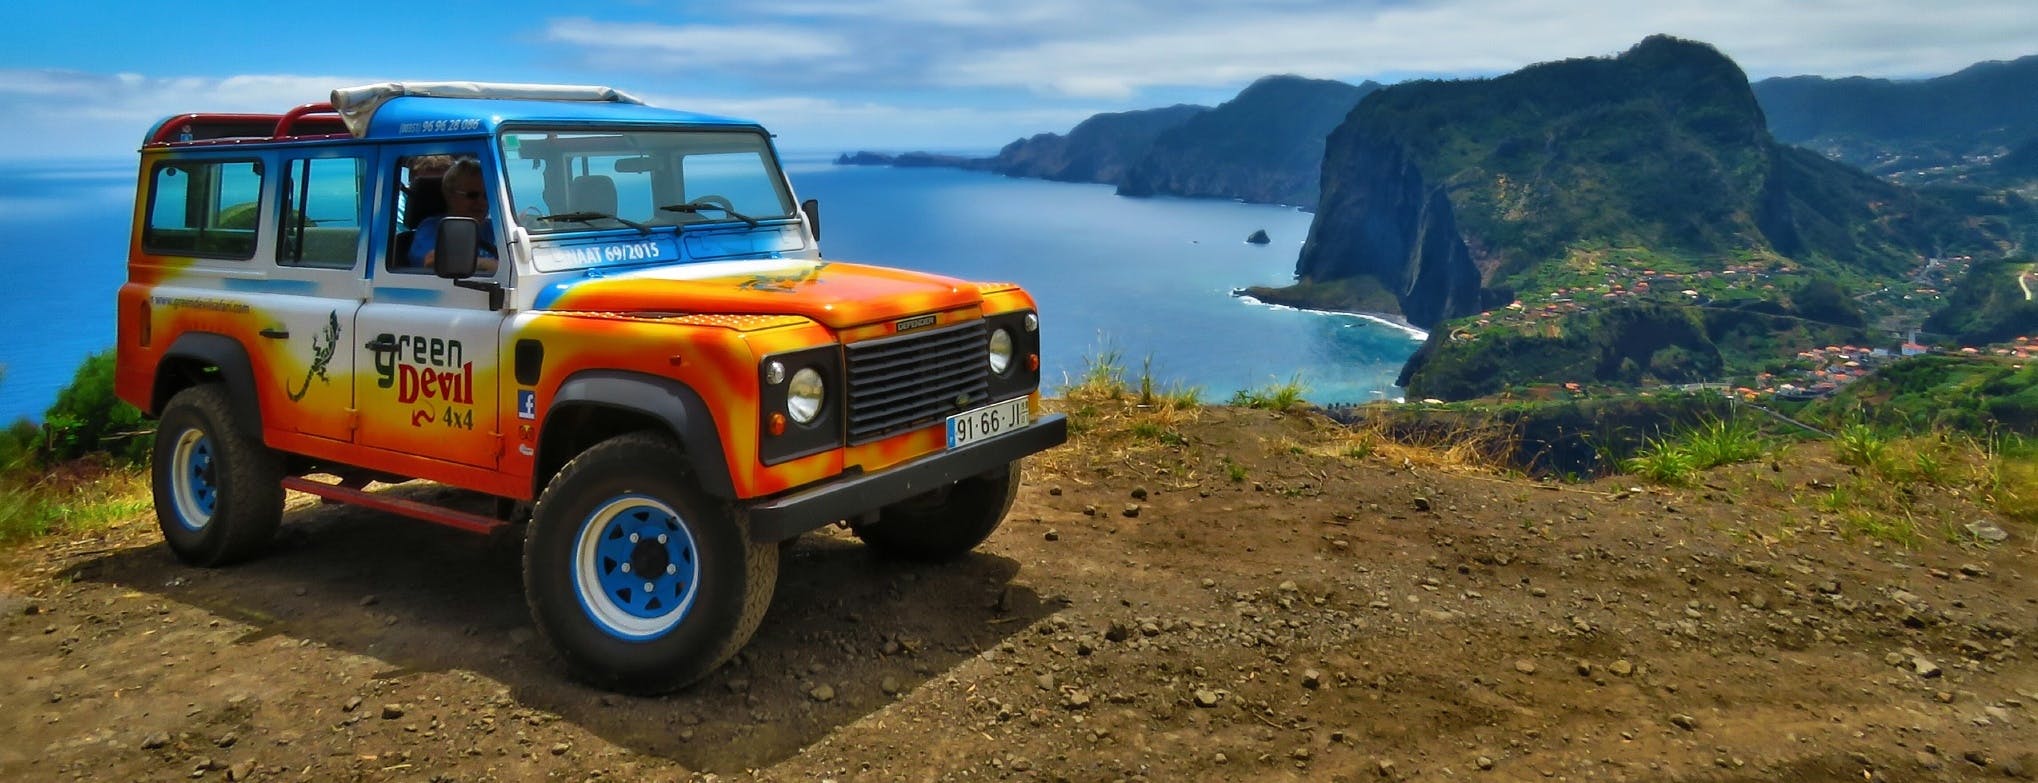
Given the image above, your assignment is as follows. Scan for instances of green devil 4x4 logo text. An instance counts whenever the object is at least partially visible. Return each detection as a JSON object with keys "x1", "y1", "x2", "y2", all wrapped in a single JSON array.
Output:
[{"x1": 373, "y1": 334, "x2": 474, "y2": 405}]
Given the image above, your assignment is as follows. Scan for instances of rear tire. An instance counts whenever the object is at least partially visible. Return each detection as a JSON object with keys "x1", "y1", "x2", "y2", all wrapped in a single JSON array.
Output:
[
  {"x1": 523, "y1": 433, "x2": 776, "y2": 694},
  {"x1": 151, "y1": 384, "x2": 284, "y2": 566},
  {"x1": 854, "y1": 461, "x2": 1020, "y2": 561}
]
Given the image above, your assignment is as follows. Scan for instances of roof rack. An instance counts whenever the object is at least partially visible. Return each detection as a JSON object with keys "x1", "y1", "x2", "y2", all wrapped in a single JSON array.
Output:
[{"x1": 145, "y1": 102, "x2": 349, "y2": 147}]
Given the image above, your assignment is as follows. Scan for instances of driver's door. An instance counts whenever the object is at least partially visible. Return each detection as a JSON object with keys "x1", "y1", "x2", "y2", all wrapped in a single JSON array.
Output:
[{"x1": 353, "y1": 145, "x2": 505, "y2": 468}]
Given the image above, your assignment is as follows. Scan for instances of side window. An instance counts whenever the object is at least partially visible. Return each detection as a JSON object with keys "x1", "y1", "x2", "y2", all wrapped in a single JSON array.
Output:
[
  {"x1": 143, "y1": 160, "x2": 263, "y2": 258},
  {"x1": 278, "y1": 157, "x2": 363, "y2": 269}
]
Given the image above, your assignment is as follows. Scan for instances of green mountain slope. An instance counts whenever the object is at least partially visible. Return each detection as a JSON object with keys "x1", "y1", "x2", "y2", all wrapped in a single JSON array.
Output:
[
  {"x1": 1753, "y1": 55, "x2": 2038, "y2": 174},
  {"x1": 1117, "y1": 75, "x2": 1379, "y2": 208},
  {"x1": 1275, "y1": 35, "x2": 2002, "y2": 399},
  {"x1": 983, "y1": 104, "x2": 1209, "y2": 184}
]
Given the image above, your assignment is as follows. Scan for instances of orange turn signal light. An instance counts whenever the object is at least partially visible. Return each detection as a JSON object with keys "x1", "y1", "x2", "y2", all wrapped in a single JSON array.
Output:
[
  {"x1": 768, "y1": 413, "x2": 787, "y2": 436},
  {"x1": 1027, "y1": 354, "x2": 1040, "y2": 372}
]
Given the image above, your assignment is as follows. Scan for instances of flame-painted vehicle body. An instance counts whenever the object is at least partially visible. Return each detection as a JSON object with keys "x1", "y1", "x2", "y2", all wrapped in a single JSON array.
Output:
[{"x1": 115, "y1": 83, "x2": 1066, "y2": 692}]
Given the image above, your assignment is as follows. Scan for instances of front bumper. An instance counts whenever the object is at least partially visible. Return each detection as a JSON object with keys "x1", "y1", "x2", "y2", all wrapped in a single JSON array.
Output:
[{"x1": 744, "y1": 413, "x2": 1069, "y2": 543}]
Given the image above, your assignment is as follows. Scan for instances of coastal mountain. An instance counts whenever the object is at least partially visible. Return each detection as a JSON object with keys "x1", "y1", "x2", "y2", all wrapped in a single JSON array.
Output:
[
  {"x1": 1267, "y1": 35, "x2": 1997, "y2": 399},
  {"x1": 982, "y1": 104, "x2": 1208, "y2": 184},
  {"x1": 1116, "y1": 76, "x2": 1379, "y2": 207},
  {"x1": 836, "y1": 75, "x2": 1372, "y2": 207},
  {"x1": 1752, "y1": 55, "x2": 2038, "y2": 175}
]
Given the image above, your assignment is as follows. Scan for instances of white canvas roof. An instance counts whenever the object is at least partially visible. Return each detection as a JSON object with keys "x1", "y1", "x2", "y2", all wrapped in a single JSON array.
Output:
[{"x1": 329, "y1": 82, "x2": 643, "y2": 137}]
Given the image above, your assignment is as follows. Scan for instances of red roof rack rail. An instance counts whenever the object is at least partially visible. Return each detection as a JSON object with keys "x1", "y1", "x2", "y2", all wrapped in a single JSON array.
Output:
[{"x1": 146, "y1": 103, "x2": 349, "y2": 146}]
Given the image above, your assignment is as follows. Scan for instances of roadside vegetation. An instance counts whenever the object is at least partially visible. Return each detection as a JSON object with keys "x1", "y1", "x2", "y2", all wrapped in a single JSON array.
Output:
[
  {"x1": 1057, "y1": 346, "x2": 2038, "y2": 552},
  {"x1": 0, "y1": 350, "x2": 154, "y2": 543},
  {"x1": 7, "y1": 344, "x2": 2036, "y2": 552}
]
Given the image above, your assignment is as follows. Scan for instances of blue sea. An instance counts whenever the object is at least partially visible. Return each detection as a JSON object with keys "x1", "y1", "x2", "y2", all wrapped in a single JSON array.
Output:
[{"x1": 0, "y1": 155, "x2": 1421, "y2": 423}]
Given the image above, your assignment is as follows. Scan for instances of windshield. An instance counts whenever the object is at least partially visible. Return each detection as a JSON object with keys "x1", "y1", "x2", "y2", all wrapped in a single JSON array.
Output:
[{"x1": 500, "y1": 129, "x2": 794, "y2": 237}]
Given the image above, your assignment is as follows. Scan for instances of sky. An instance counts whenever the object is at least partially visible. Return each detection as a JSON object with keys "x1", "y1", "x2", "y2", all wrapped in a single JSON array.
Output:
[{"x1": 3, "y1": 0, "x2": 2034, "y2": 161}]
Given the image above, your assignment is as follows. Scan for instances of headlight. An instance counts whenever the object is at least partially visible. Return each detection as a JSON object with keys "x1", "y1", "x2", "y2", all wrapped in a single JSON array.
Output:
[
  {"x1": 787, "y1": 367, "x2": 825, "y2": 424},
  {"x1": 989, "y1": 328, "x2": 1015, "y2": 375}
]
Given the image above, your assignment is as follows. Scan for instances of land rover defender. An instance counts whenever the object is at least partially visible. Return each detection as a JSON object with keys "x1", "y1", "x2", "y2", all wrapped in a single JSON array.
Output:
[{"x1": 115, "y1": 83, "x2": 1066, "y2": 692}]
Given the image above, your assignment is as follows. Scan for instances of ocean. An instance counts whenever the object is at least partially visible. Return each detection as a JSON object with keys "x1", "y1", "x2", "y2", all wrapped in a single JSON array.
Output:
[{"x1": 0, "y1": 155, "x2": 1421, "y2": 423}]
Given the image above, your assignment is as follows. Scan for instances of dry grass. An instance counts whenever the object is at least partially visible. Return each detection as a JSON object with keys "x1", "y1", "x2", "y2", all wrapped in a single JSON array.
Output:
[
  {"x1": 1337, "y1": 408, "x2": 1520, "y2": 474},
  {"x1": 0, "y1": 463, "x2": 151, "y2": 544}
]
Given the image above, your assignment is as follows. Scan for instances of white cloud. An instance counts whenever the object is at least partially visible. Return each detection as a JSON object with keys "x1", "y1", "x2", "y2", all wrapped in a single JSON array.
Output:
[
  {"x1": 5, "y1": 1, "x2": 2034, "y2": 159},
  {"x1": 0, "y1": 70, "x2": 370, "y2": 159},
  {"x1": 544, "y1": 17, "x2": 853, "y2": 69},
  {"x1": 936, "y1": 0, "x2": 2038, "y2": 95},
  {"x1": 629, "y1": 89, "x2": 1096, "y2": 151},
  {"x1": 548, "y1": 0, "x2": 2037, "y2": 98}
]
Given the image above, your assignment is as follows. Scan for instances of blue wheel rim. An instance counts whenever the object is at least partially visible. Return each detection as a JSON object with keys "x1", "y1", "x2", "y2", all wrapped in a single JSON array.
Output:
[
  {"x1": 169, "y1": 429, "x2": 217, "y2": 531},
  {"x1": 571, "y1": 494, "x2": 700, "y2": 640}
]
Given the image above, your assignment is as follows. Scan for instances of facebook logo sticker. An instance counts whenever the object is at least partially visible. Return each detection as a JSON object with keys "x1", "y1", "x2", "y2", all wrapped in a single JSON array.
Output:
[{"x1": 517, "y1": 390, "x2": 537, "y2": 420}]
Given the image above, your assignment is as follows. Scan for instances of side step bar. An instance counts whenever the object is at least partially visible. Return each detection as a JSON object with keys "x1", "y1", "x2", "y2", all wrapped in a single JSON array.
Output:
[{"x1": 280, "y1": 476, "x2": 509, "y2": 535}]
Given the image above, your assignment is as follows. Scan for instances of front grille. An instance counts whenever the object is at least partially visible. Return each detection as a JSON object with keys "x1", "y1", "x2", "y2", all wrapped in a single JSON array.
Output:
[{"x1": 845, "y1": 321, "x2": 990, "y2": 443}]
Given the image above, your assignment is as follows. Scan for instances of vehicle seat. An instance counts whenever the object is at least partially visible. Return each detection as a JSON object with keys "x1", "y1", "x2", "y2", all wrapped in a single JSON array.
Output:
[
  {"x1": 393, "y1": 230, "x2": 420, "y2": 270},
  {"x1": 570, "y1": 174, "x2": 617, "y2": 216},
  {"x1": 404, "y1": 175, "x2": 446, "y2": 229}
]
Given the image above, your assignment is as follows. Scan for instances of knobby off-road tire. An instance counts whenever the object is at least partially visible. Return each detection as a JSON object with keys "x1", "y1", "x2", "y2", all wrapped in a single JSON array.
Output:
[
  {"x1": 523, "y1": 433, "x2": 777, "y2": 694},
  {"x1": 151, "y1": 384, "x2": 285, "y2": 566},
  {"x1": 854, "y1": 461, "x2": 1021, "y2": 562}
]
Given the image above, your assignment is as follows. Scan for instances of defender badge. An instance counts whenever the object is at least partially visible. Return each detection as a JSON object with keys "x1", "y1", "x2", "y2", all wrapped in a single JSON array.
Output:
[{"x1": 895, "y1": 314, "x2": 936, "y2": 333}]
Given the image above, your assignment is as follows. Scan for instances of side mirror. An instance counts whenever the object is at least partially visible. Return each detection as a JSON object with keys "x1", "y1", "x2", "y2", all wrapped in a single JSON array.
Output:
[
  {"x1": 434, "y1": 217, "x2": 479, "y2": 280},
  {"x1": 801, "y1": 198, "x2": 821, "y2": 242}
]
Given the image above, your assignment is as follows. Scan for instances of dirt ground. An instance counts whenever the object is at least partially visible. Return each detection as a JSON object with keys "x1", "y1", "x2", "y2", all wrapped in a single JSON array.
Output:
[{"x1": 2, "y1": 403, "x2": 2035, "y2": 782}]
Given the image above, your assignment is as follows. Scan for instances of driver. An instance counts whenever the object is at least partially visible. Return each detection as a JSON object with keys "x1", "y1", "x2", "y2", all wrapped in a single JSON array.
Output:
[{"x1": 408, "y1": 158, "x2": 498, "y2": 273}]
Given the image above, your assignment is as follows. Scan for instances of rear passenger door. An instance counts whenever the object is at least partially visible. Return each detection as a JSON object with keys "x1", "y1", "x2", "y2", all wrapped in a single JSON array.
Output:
[{"x1": 260, "y1": 152, "x2": 371, "y2": 443}]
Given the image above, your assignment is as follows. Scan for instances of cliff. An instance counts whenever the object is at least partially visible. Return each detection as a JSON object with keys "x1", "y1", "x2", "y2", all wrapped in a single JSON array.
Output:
[
  {"x1": 834, "y1": 75, "x2": 1378, "y2": 207},
  {"x1": 1116, "y1": 75, "x2": 1379, "y2": 208},
  {"x1": 1279, "y1": 35, "x2": 1993, "y2": 399}
]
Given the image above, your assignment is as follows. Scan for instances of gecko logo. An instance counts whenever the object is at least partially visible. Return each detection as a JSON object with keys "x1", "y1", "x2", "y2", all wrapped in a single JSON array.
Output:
[{"x1": 286, "y1": 311, "x2": 342, "y2": 402}]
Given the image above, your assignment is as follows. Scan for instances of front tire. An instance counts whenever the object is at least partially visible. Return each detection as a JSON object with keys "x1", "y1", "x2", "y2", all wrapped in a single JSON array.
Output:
[
  {"x1": 151, "y1": 384, "x2": 284, "y2": 566},
  {"x1": 854, "y1": 461, "x2": 1020, "y2": 561},
  {"x1": 523, "y1": 433, "x2": 776, "y2": 693}
]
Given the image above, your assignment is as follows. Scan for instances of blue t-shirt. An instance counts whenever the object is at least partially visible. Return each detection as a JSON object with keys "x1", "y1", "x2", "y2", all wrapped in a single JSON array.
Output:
[{"x1": 408, "y1": 215, "x2": 497, "y2": 269}]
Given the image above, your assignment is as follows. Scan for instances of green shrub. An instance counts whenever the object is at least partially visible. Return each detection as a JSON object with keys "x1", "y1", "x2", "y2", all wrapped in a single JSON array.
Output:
[
  {"x1": 0, "y1": 419, "x2": 39, "y2": 473},
  {"x1": 1625, "y1": 436, "x2": 1696, "y2": 485},
  {"x1": 42, "y1": 349, "x2": 152, "y2": 465},
  {"x1": 1063, "y1": 346, "x2": 1129, "y2": 401},
  {"x1": 1835, "y1": 424, "x2": 1894, "y2": 476},
  {"x1": 1231, "y1": 375, "x2": 1309, "y2": 412},
  {"x1": 1679, "y1": 416, "x2": 1767, "y2": 469}
]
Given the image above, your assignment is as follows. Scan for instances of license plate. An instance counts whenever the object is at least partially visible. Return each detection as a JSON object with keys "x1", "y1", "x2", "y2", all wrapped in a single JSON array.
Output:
[{"x1": 946, "y1": 397, "x2": 1029, "y2": 448}]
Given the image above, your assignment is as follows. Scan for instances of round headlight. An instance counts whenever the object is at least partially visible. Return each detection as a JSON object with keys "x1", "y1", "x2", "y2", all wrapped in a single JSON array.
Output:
[
  {"x1": 989, "y1": 328, "x2": 1015, "y2": 375},
  {"x1": 787, "y1": 367, "x2": 825, "y2": 424}
]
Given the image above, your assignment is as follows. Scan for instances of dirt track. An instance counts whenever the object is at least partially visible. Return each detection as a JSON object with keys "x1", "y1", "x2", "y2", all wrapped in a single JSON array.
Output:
[{"x1": 3, "y1": 405, "x2": 2035, "y2": 782}]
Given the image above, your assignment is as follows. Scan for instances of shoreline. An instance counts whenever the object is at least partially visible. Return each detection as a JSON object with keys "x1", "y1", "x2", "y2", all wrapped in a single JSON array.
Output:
[{"x1": 1232, "y1": 292, "x2": 1430, "y2": 341}]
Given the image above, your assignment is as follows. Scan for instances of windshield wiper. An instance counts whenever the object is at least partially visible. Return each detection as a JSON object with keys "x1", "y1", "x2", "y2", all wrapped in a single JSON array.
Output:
[
  {"x1": 537, "y1": 211, "x2": 651, "y2": 235},
  {"x1": 658, "y1": 200, "x2": 759, "y2": 228}
]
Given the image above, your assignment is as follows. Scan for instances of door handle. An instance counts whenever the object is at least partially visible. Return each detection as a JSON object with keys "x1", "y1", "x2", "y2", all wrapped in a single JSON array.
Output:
[
  {"x1": 364, "y1": 336, "x2": 398, "y2": 352},
  {"x1": 258, "y1": 327, "x2": 290, "y2": 339}
]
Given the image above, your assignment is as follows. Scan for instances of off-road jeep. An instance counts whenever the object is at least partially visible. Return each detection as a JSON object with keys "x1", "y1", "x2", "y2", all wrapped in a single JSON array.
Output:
[{"x1": 115, "y1": 83, "x2": 1066, "y2": 693}]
